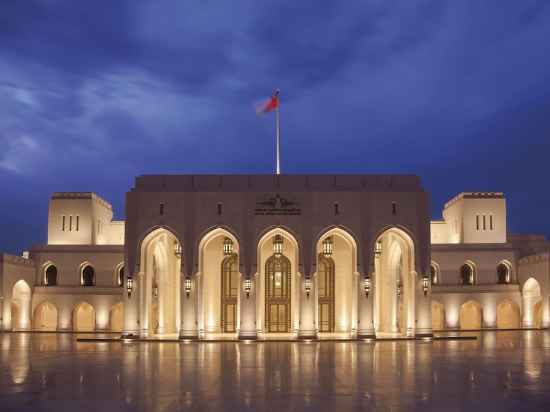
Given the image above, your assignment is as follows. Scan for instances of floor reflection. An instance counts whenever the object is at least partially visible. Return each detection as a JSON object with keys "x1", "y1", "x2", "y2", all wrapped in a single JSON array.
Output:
[{"x1": 0, "y1": 331, "x2": 549, "y2": 411}]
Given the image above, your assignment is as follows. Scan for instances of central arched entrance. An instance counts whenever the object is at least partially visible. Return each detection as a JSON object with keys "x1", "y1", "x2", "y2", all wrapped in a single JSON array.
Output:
[
  {"x1": 373, "y1": 227, "x2": 416, "y2": 337},
  {"x1": 257, "y1": 228, "x2": 300, "y2": 337},
  {"x1": 139, "y1": 227, "x2": 182, "y2": 337}
]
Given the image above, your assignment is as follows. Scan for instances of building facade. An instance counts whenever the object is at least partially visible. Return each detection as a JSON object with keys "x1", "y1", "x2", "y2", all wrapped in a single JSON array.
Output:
[{"x1": 0, "y1": 175, "x2": 548, "y2": 339}]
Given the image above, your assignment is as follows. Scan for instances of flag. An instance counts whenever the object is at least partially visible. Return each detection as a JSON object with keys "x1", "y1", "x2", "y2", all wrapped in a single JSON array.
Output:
[{"x1": 255, "y1": 89, "x2": 280, "y2": 114}]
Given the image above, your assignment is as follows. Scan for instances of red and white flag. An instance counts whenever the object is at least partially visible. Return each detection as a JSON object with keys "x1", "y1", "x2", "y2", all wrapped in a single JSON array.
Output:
[{"x1": 255, "y1": 89, "x2": 280, "y2": 114}]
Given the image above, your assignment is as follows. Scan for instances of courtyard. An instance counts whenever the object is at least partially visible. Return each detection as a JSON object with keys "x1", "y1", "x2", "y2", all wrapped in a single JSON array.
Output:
[{"x1": 0, "y1": 331, "x2": 549, "y2": 410}]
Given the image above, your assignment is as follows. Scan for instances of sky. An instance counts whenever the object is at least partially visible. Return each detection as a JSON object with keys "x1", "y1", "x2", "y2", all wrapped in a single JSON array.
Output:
[{"x1": 1, "y1": 0, "x2": 550, "y2": 254}]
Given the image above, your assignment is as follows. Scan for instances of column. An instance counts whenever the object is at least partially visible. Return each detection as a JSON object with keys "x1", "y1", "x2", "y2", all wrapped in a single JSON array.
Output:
[
  {"x1": 357, "y1": 273, "x2": 375, "y2": 339},
  {"x1": 298, "y1": 275, "x2": 316, "y2": 339},
  {"x1": 238, "y1": 274, "x2": 257, "y2": 339},
  {"x1": 415, "y1": 273, "x2": 433, "y2": 338},
  {"x1": 180, "y1": 270, "x2": 198, "y2": 339}
]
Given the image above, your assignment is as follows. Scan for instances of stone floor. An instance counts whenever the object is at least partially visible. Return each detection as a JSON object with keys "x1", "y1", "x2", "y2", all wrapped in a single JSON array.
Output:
[{"x1": 1, "y1": 330, "x2": 550, "y2": 411}]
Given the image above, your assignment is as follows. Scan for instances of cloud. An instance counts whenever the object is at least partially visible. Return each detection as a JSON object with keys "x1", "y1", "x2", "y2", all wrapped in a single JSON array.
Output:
[{"x1": 0, "y1": 135, "x2": 41, "y2": 174}]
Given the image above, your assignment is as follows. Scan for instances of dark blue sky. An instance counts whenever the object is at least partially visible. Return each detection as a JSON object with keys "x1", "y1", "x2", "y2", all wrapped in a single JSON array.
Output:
[{"x1": 1, "y1": 1, "x2": 550, "y2": 254}]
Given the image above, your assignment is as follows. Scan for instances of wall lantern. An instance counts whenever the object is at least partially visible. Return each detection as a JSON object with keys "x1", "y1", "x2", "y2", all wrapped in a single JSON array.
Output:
[
  {"x1": 375, "y1": 240, "x2": 382, "y2": 258},
  {"x1": 322, "y1": 237, "x2": 333, "y2": 257},
  {"x1": 153, "y1": 283, "x2": 159, "y2": 298},
  {"x1": 423, "y1": 275, "x2": 430, "y2": 296},
  {"x1": 126, "y1": 277, "x2": 134, "y2": 298},
  {"x1": 184, "y1": 277, "x2": 192, "y2": 297},
  {"x1": 273, "y1": 234, "x2": 284, "y2": 258},
  {"x1": 363, "y1": 277, "x2": 371, "y2": 297},
  {"x1": 174, "y1": 242, "x2": 182, "y2": 258},
  {"x1": 223, "y1": 237, "x2": 234, "y2": 256},
  {"x1": 304, "y1": 278, "x2": 312, "y2": 298},
  {"x1": 244, "y1": 278, "x2": 252, "y2": 298}
]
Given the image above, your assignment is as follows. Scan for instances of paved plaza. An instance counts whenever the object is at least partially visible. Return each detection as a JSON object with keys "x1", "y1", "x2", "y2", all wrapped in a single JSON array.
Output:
[{"x1": 1, "y1": 331, "x2": 549, "y2": 411}]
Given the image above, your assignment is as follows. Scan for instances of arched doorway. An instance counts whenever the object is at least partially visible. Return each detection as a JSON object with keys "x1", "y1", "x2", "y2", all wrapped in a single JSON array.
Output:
[
  {"x1": 81, "y1": 264, "x2": 95, "y2": 286},
  {"x1": 11, "y1": 280, "x2": 31, "y2": 330},
  {"x1": 459, "y1": 300, "x2": 482, "y2": 330},
  {"x1": 316, "y1": 228, "x2": 357, "y2": 336},
  {"x1": 496, "y1": 300, "x2": 520, "y2": 329},
  {"x1": 33, "y1": 302, "x2": 58, "y2": 331},
  {"x1": 73, "y1": 302, "x2": 95, "y2": 331},
  {"x1": 257, "y1": 229, "x2": 299, "y2": 335},
  {"x1": 139, "y1": 228, "x2": 182, "y2": 336},
  {"x1": 523, "y1": 278, "x2": 542, "y2": 328},
  {"x1": 197, "y1": 228, "x2": 240, "y2": 335},
  {"x1": 431, "y1": 300, "x2": 445, "y2": 330},
  {"x1": 374, "y1": 227, "x2": 415, "y2": 337},
  {"x1": 110, "y1": 302, "x2": 124, "y2": 332}
]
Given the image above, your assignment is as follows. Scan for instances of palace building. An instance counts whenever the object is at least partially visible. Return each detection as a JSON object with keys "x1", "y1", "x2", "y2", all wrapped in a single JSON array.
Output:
[{"x1": 0, "y1": 174, "x2": 548, "y2": 339}]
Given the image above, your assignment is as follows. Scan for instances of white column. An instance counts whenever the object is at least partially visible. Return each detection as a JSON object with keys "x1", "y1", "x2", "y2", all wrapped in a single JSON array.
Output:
[
  {"x1": 179, "y1": 272, "x2": 198, "y2": 339},
  {"x1": 238, "y1": 274, "x2": 257, "y2": 339},
  {"x1": 357, "y1": 273, "x2": 375, "y2": 339},
  {"x1": 298, "y1": 275, "x2": 316, "y2": 339},
  {"x1": 415, "y1": 273, "x2": 433, "y2": 338}
]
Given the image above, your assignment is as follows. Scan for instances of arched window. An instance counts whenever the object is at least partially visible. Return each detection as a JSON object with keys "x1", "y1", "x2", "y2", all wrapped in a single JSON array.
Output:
[
  {"x1": 117, "y1": 265, "x2": 124, "y2": 287},
  {"x1": 82, "y1": 265, "x2": 95, "y2": 286},
  {"x1": 430, "y1": 263, "x2": 439, "y2": 285},
  {"x1": 460, "y1": 263, "x2": 474, "y2": 285},
  {"x1": 497, "y1": 263, "x2": 510, "y2": 284},
  {"x1": 45, "y1": 265, "x2": 57, "y2": 286}
]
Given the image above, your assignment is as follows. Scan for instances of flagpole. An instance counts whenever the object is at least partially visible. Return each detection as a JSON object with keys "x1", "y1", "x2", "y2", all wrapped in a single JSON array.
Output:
[{"x1": 275, "y1": 99, "x2": 281, "y2": 175}]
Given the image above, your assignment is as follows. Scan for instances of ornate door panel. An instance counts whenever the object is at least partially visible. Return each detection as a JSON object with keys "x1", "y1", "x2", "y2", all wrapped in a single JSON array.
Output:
[
  {"x1": 318, "y1": 256, "x2": 335, "y2": 333},
  {"x1": 221, "y1": 255, "x2": 239, "y2": 333},
  {"x1": 265, "y1": 255, "x2": 291, "y2": 333}
]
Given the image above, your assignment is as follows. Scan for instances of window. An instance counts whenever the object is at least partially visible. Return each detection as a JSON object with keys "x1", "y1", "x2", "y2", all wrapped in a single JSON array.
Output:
[
  {"x1": 117, "y1": 265, "x2": 124, "y2": 287},
  {"x1": 392, "y1": 202, "x2": 397, "y2": 215},
  {"x1": 334, "y1": 203, "x2": 339, "y2": 216},
  {"x1": 76, "y1": 216, "x2": 79, "y2": 231},
  {"x1": 476, "y1": 215, "x2": 479, "y2": 231},
  {"x1": 159, "y1": 203, "x2": 164, "y2": 216},
  {"x1": 430, "y1": 263, "x2": 439, "y2": 285},
  {"x1": 497, "y1": 263, "x2": 510, "y2": 284},
  {"x1": 217, "y1": 203, "x2": 222, "y2": 216},
  {"x1": 82, "y1": 265, "x2": 95, "y2": 286},
  {"x1": 490, "y1": 215, "x2": 493, "y2": 230},
  {"x1": 62, "y1": 216, "x2": 66, "y2": 231},
  {"x1": 460, "y1": 263, "x2": 474, "y2": 285},
  {"x1": 69, "y1": 215, "x2": 73, "y2": 231},
  {"x1": 45, "y1": 265, "x2": 57, "y2": 286}
]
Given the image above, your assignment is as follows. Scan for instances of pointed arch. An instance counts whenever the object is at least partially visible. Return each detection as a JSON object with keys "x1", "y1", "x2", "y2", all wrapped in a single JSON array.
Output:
[
  {"x1": 110, "y1": 302, "x2": 124, "y2": 332},
  {"x1": 523, "y1": 277, "x2": 542, "y2": 328},
  {"x1": 73, "y1": 302, "x2": 95, "y2": 332},
  {"x1": 316, "y1": 226, "x2": 358, "y2": 335},
  {"x1": 459, "y1": 300, "x2": 482, "y2": 330},
  {"x1": 496, "y1": 299, "x2": 520, "y2": 329},
  {"x1": 431, "y1": 300, "x2": 445, "y2": 330},
  {"x1": 257, "y1": 227, "x2": 300, "y2": 335},
  {"x1": 11, "y1": 280, "x2": 31, "y2": 330},
  {"x1": 373, "y1": 226, "x2": 416, "y2": 337},
  {"x1": 33, "y1": 301, "x2": 58, "y2": 331},
  {"x1": 197, "y1": 226, "x2": 241, "y2": 334}
]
